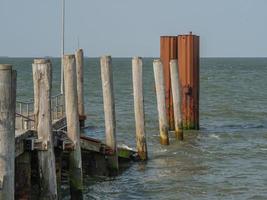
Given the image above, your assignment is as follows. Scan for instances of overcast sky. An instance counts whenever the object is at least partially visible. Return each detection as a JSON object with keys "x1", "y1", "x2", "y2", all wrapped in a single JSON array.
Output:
[{"x1": 0, "y1": 0, "x2": 266, "y2": 57}]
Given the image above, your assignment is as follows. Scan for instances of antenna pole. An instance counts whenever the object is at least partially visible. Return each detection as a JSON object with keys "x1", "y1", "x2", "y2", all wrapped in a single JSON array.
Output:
[{"x1": 60, "y1": 0, "x2": 65, "y2": 94}]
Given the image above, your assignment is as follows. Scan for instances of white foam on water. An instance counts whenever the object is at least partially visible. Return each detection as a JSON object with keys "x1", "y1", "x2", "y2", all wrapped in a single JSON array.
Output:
[
  {"x1": 155, "y1": 149, "x2": 168, "y2": 153},
  {"x1": 209, "y1": 134, "x2": 220, "y2": 140}
]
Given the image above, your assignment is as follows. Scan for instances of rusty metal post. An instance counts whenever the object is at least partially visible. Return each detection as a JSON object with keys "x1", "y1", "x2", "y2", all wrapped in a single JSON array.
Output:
[
  {"x1": 160, "y1": 36, "x2": 177, "y2": 131},
  {"x1": 177, "y1": 32, "x2": 200, "y2": 130}
]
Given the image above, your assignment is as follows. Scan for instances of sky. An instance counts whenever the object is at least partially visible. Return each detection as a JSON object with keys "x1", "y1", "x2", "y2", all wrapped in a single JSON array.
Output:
[{"x1": 0, "y1": 0, "x2": 267, "y2": 57}]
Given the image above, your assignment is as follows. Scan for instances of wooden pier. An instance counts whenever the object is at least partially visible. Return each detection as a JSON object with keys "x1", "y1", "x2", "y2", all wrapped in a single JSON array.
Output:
[
  {"x1": 1, "y1": 54, "x2": 138, "y2": 200},
  {"x1": 0, "y1": 32, "x2": 200, "y2": 199}
]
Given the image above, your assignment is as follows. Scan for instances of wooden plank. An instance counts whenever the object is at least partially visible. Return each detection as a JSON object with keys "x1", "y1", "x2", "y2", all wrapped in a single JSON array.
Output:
[{"x1": 80, "y1": 136, "x2": 102, "y2": 153}]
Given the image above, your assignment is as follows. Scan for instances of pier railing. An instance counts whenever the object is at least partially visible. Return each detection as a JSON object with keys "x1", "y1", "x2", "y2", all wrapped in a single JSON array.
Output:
[
  {"x1": 16, "y1": 93, "x2": 65, "y2": 130},
  {"x1": 51, "y1": 93, "x2": 65, "y2": 121}
]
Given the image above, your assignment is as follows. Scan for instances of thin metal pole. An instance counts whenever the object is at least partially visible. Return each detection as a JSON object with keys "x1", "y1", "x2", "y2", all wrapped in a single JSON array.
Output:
[{"x1": 60, "y1": 0, "x2": 65, "y2": 94}]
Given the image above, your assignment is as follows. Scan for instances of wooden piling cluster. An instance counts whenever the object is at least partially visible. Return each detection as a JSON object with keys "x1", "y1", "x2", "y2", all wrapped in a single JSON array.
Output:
[{"x1": 2, "y1": 50, "x2": 148, "y2": 199}]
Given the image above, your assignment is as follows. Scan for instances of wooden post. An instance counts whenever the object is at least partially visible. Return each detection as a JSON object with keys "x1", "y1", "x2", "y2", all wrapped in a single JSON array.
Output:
[
  {"x1": 15, "y1": 153, "x2": 31, "y2": 200},
  {"x1": 64, "y1": 55, "x2": 83, "y2": 199},
  {"x1": 100, "y1": 56, "x2": 119, "y2": 171},
  {"x1": 75, "y1": 49, "x2": 86, "y2": 127},
  {"x1": 14, "y1": 69, "x2": 31, "y2": 200},
  {"x1": 0, "y1": 64, "x2": 16, "y2": 200},
  {"x1": 32, "y1": 59, "x2": 58, "y2": 199},
  {"x1": 55, "y1": 149, "x2": 62, "y2": 200},
  {"x1": 132, "y1": 57, "x2": 148, "y2": 160},
  {"x1": 170, "y1": 60, "x2": 183, "y2": 140},
  {"x1": 153, "y1": 60, "x2": 169, "y2": 145}
]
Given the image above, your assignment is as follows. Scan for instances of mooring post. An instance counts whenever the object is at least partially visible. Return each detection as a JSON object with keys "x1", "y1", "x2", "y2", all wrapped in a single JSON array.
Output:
[
  {"x1": 100, "y1": 56, "x2": 119, "y2": 172},
  {"x1": 32, "y1": 59, "x2": 58, "y2": 199},
  {"x1": 153, "y1": 60, "x2": 169, "y2": 145},
  {"x1": 170, "y1": 60, "x2": 183, "y2": 140},
  {"x1": 64, "y1": 55, "x2": 83, "y2": 199},
  {"x1": 0, "y1": 64, "x2": 16, "y2": 200},
  {"x1": 75, "y1": 49, "x2": 86, "y2": 127},
  {"x1": 132, "y1": 57, "x2": 148, "y2": 160}
]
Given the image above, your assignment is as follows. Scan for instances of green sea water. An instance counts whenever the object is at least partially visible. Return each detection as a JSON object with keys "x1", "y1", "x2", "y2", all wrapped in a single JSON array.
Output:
[{"x1": 1, "y1": 57, "x2": 267, "y2": 199}]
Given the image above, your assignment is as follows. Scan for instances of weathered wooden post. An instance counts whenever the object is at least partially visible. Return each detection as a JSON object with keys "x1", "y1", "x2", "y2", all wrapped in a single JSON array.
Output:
[
  {"x1": 55, "y1": 149, "x2": 62, "y2": 200},
  {"x1": 32, "y1": 59, "x2": 58, "y2": 199},
  {"x1": 100, "y1": 56, "x2": 119, "y2": 171},
  {"x1": 14, "y1": 72, "x2": 31, "y2": 200},
  {"x1": 170, "y1": 60, "x2": 183, "y2": 140},
  {"x1": 0, "y1": 64, "x2": 16, "y2": 200},
  {"x1": 75, "y1": 49, "x2": 86, "y2": 127},
  {"x1": 132, "y1": 57, "x2": 148, "y2": 160},
  {"x1": 153, "y1": 60, "x2": 169, "y2": 145},
  {"x1": 64, "y1": 55, "x2": 83, "y2": 199},
  {"x1": 15, "y1": 153, "x2": 31, "y2": 200}
]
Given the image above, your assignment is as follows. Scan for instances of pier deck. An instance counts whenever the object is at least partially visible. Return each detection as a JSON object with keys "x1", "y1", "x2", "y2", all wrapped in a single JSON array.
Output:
[{"x1": 15, "y1": 117, "x2": 136, "y2": 159}]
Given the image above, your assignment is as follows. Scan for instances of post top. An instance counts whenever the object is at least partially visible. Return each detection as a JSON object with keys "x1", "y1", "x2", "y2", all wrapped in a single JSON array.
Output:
[
  {"x1": 33, "y1": 58, "x2": 51, "y2": 64},
  {"x1": 0, "y1": 64, "x2": 12, "y2": 70},
  {"x1": 100, "y1": 55, "x2": 111, "y2": 60},
  {"x1": 178, "y1": 32, "x2": 199, "y2": 37},
  {"x1": 132, "y1": 56, "x2": 142, "y2": 60},
  {"x1": 76, "y1": 48, "x2": 83, "y2": 52},
  {"x1": 153, "y1": 59, "x2": 162, "y2": 64},
  {"x1": 160, "y1": 36, "x2": 177, "y2": 39},
  {"x1": 64, "y1": 54, "x2": 75, "y2": 59},
  {"x1": 170, "y1": 59, "x2": 178, "y2": 64}
]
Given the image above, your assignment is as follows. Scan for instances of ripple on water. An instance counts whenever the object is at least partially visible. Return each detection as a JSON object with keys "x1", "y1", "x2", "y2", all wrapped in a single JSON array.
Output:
[{"x1": 4, "y1": 57, "x2": 267, "y2": 199}]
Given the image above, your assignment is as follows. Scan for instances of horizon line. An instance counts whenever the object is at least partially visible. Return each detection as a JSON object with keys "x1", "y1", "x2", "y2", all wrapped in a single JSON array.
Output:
[{"x1": 1, "y1": 56, "x2": 267, "y2": 59}]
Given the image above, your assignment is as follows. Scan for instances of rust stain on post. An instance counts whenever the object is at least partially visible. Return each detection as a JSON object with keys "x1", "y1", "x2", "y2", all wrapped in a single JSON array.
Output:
[
  {"x1": 177, "y1": 33, "x2": 200, "y2": 129},
  {"x1": 160, "y1": 36, "x2": 177, "y2": 131}
]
